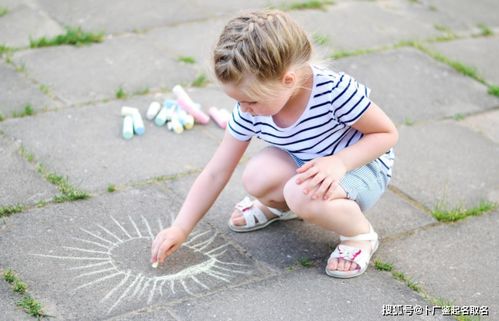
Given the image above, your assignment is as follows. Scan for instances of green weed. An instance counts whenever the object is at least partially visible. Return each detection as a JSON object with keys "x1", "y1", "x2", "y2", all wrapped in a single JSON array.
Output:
[
  {"x1": 3, "y1": 269, "x2": 16, "y2": 283},
  {"x1": 281, "y1": 0, "x2": 334, "y2": 11},
  {"x1": 17, "y1": 296, "x2": 45, "y2": 318},
  {"x1": 0, "y1": 112, "x2": 4, "y2": 122},
  {"x1": 0, "y1": 7, "x2": 8, "y2": 17},
  {"x1": 487, "y1": 85, "x2": 499, "y2": 97},
  {"x1": 12, "y1": 104, "x2": 35, "y2": 118},
  {"x1": 30, "y1": 26, "x2": 104, "y2": 48},
  {"x1": 13, "y1": 280, "x2": 28, "y2": 294},
  {"x1": 478, "y1": 23, "x2": 493, "y2": 37},
  {"x1": 312, "y1": 33, "x2": 329, "y2": 46},
  {"x1": 432, "y1": 200, "x2": 497, "y2": 222},
  {"x1": 107, "y1": 184, "x2": 116, "y2": 193},
  {"x1": 192, "y1": 73, "x2": 208, "y2": 87},
  {"x1": 374, "y1": 259, "x2": 393, "y2": 271},
  {"x1": 0, "y1": 204, "x2": 24, "y2": 218},
  {"x1": 298, "y1": 257, "x2": 315, "y2": 268},
  {"x1": 116, "y1": 86, "x2": 127, "y2": 99},
  {"x1": 177, "y1": 56, "x2": 196, "y2": 64}
]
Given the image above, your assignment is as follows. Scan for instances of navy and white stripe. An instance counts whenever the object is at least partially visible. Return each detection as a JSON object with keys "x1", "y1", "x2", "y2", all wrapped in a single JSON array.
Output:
[{"x1": 228, "y1": 65, "x2": 394, "y2": 177}]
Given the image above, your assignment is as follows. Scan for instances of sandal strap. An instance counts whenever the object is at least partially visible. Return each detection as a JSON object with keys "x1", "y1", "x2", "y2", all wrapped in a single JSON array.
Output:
[
  {"x1": 328, "y1": 244, "x2": 370, "y2": 270},
  {"x1": 235, "y1": 197, "x2": 269, "y2": 228}
]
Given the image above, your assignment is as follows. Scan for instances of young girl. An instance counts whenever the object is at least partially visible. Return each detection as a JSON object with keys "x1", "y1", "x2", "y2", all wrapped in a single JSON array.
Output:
[{"x1": 151, "y1": 9, "x2": 398, "y2": 278}]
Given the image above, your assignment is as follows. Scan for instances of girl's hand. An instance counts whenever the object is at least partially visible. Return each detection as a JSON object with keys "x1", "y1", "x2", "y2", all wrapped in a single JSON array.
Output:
[
  {"x1": 150, "y1": 226, "x2": 188, "y2": 265},
  {"x1": 295, "y1": 156, "x2": 347, "y2": 201}
]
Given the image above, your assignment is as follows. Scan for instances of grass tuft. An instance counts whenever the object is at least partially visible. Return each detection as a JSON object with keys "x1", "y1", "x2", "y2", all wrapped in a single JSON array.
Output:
[
  {"x1": 452, "y1": 113, "x2": 465, "y2": 121},
  {"x1": 0, "y1": 204, "x2": 24, "y2": 218},
  {"x1": 30, "y1": 26, "x2": 104, "y2": 48},
  {"x1": 12, "y1": 104, "x2": 35, "y2": 118},
  {"x1": 312, "y1": 33, "x2": 330, "y2": 46},
  {"x1": 177, "y1": 56, "x2": 196, "y2": 64},
  {"x1": 432, "y1": 200, "x2": 497, "y2": 222},
  {"x1": 374, "y1": 259, "x2": 393, "y2": 271},
  {"x1": 281, "y1": 0, "x2": 334, "y2": 11},
  {"x1": 0, "y1": 112, "x2": 4, "y2": 122},
  {"x1": 13, "y1": 280, "x2": 28, "y2": 294},
  {"x1": 17, "y1": 296, "x2": 45, "y2": 318},
  {"x1": 116, "y1": 86, "x2": 127, "y2": 99},
  {"x1": 298, "y1": 257, "x2": 315, "y2": 268},
  {"x1": 191, "y1": 73, "x2": 208, "y2": 87},
  {"x1": 3, "y1": 269, "x2": 16, "y2": 283},
  {"x1": 488, "y1": 85, "x2": 499, "y2": 97},
  {"x1": 478, "y1": 23, "x2": 493, "y2": 37},
  {"x1": 107, "y1": 184, "x2": 116, "y2": 193},
  {"x1": 0, "y1": 6, "x2": 8, "y2": 17}
]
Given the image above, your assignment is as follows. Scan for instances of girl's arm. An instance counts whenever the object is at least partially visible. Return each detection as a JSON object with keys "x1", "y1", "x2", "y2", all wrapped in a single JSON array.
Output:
[
  {"x1": 296, "y1": 102, "x2": 398, "y2": 199},
  {"x1": 151, "y1": 130, "x2": 250, "y2": 263}
]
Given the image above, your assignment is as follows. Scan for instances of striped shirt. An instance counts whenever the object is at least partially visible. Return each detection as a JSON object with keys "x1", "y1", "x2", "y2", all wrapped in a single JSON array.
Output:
[{"x1": 227, "y1": 65, "x2": 394, "y2": 178}]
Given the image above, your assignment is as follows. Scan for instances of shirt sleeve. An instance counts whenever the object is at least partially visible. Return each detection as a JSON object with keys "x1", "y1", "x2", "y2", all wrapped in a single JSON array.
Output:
[
  {"x1": 226, "y1": 102, "x2": 257, "y2": 141},
  {"x1": 330, "y1": 72, "x2": 372, "y2": 126}
]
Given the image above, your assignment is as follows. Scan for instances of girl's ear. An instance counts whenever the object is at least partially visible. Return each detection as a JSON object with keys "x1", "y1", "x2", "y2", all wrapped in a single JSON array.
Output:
[{"x1": 282, "y1": 71, "x2": 296, "y2": 87}]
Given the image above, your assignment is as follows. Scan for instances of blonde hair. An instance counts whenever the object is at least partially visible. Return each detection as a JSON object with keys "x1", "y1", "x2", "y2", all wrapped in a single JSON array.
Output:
[{"x1": 213, "y1": 9, "x2": 312, "y2": 99}]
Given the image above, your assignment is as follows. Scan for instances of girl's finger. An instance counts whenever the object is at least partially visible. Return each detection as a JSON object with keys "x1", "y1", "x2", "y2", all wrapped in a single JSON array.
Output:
[
  {"x1": 157, "y1": 239, "x2": 175, "y2": 264},
  {"x1": 296, "y1": 161, "x2": 314, "y2": 174},
  {"x1": 313, "y1": 177, "x2": 333, "y2": 200},
  {"x1": 296, "y1": 166, "x2": 319, "y2": 185},
  {"x1": 305, "y1": 172, "x2": 326, "y2": 193}
]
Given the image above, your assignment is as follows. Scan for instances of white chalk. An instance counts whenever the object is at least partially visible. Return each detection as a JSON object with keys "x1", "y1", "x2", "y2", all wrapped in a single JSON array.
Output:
[
  {"x1": 151, "y1": 261, "x2": 159, "y2": 269},
  {"x1": 167, "y1": 116, "x2": 184, "y2": 134},
  {"x1": 146, "y1": 102, "x2": 161, "y2": 120},
  {"x1": 172, "y1": 85, "x2": 195, "y2": 105},
  {"x1": 131, "y1": 110, "x2": 145, "y2": 135},
  {"x1": 121, "y1": 106, "x2": 139, "y2": 117},
  {"x1": 122, "y1": 115, "x2": 134, "y2": 140}
]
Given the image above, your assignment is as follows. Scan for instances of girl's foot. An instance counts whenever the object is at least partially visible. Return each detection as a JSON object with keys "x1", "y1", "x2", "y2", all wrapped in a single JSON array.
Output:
[
  {"x1": 228, "y1": 197, "x2": 298, "y2": 232},
  {"x1": 326, "y1": 240, "x2": 373, "y2": 272}
]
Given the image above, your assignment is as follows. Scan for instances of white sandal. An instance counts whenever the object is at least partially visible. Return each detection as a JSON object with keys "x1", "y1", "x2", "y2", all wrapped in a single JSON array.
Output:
[
  {"x1": 228, "y1": 196, "x2": 298, "y2": 233},
  {"x1": 325, "y1": 223, "x2": 379, "y2": 278}
]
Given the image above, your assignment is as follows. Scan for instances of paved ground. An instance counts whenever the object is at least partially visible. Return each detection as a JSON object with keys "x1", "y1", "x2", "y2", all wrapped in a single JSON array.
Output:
[{"x1": 1, "y1": 0, "x2": 498, "y2": 320}]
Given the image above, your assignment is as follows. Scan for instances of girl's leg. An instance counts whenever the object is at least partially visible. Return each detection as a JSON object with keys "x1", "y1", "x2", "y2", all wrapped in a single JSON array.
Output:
[
  {"x1": 231, "y1": 147, "x2": 297, "y2": 226},
  {"x1": 283, "y1": 176, "x2": 373, "y2": 272}
]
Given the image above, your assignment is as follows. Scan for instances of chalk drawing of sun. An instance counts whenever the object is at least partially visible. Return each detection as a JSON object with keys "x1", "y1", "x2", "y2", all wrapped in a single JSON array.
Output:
[{"x1": 31, "y1": 215, "x2": 252, "y2": 313}]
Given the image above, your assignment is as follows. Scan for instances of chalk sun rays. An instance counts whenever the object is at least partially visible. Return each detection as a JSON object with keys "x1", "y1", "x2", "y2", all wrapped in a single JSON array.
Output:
[{"x1": 31, "y1": 215, "x2": 251, "y2": 314}]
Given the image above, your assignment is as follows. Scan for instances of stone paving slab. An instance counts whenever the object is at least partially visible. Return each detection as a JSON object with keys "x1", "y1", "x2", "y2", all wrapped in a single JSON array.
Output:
[
  {"x1": 36, "y1": 0, "x2": 272, "y2": 34},
  {"x1": 429, "y1": 36, "x2": 499, "y2": 85},
  {"x1": 165, "y1": 164, "x2": 437, "y2": 270},
  {"x1": 332, "y1": 47, "x2": 499, "y2": 125},
  {"x1": 0, "y1": 61, "x2": 60, "y2": 118},
  {"x1": 459, "y1": 109, "x2": 499, "y2": 144},
  {"x1": 0, "y1": 94, "x2": 223, "y2": 193},
  {"x1": 391, "y1": 120, "x2": 499, "y2": 210},
  {"x1": 169, "y1": 268, "x2": 450, "y2": 321},
  {"x1": 426, "y1": 0, "x2": 499, "y2": 31},
  {"x1": 104, "y1": 306, "x2": 176, "y2": 321},
  {"x1": 292, "y1": 1, "x2": 440, "y2": 51},
  {"x1": 377, "y1": 210, "x2": 499, "y2": 320},
  {"x1": 0, "y1": 186, "x2": 271, "y2": 320},
  {"x1": 0, "y1": 274, "x2": 33, "y2": 321},
  {"x1": 11, "y1": 36, "x2": 196, "y2": 105},
  {"x1": 0, "y1": 3, "x2": 63, "y2": 48},
  {"x1": 0, "y1": 135, "x2": 58, "y2": 207}
]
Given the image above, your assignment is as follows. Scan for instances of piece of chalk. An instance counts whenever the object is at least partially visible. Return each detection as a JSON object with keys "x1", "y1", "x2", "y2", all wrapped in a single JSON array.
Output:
[
  {"x1": 146, "y1": 102, "x2": 161, "y2": 120},
  {"x1": 154, "y1": 106, "x2": 169, "y2": 126},
  {"x1": 208, "y1": 107, "x2": 230, "y2": 129},
  {"x1": 167, "y1": 116, "x2": 184, "y2": 134},
  {"x1": 121, "y1": 106, "x2": 139, "y2": 117},
  {"x1": 163, "y1": 99, "x2": 177, "y2": 121},
  {"x1": 177, "y1": 97, "x2": 210, "y2": 124},
  {"x1": 122, "y1": 115, "x2": 134, "y2": 140},
  {"x1": 151, "y1": 261, "x2": 159, "y2": 269},
  {"x1": 172, "y1": 85, "x2": 195, "y2": 105},
  {"x1": 131, "y1": 110, "x2": 145, "y2": 135}
]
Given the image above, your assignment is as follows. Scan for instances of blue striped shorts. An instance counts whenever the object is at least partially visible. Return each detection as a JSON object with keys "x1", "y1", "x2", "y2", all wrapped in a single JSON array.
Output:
[{"x1": 287, "y1": 153, "x2": 390, "y2": 212}]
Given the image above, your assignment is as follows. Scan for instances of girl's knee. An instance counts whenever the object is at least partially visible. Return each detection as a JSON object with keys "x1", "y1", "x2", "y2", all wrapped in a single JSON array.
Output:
[{"x1": 283, "y1": 176, "x2": 313, "y2": 220}]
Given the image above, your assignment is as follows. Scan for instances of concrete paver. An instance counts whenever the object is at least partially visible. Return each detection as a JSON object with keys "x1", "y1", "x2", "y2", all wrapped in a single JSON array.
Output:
[
  {"x1": 377, "y1": 211, "x2": 499, "y2": 320},
  {"x1": 0, "y1": 135, "x2": 58, "y2": 207},
  {"x1": 430, "y1": 36, "x2": 499, "y2": 85},
  {"x1": 0, "y1": 186, "x2": 271, "y2": 320},
  {"x1": 170, "y1": 268, "x2": 450, "y2": 321},
  {"x1": 0, "y1": 3, "x2": 63, "y2": 48},
  {"x1": 0, "y1": 61, "x2": 59, "y2": 118},
  {"x1": 392, "y1": 120, "x2": 499, "y2": 209},
  {"x1": 0, "y1": 95, "x2": 221, "y2": 192},
  {"x1": 0, "y1": 275, "x2": 33, "y2": 321},
  {"x1": 459, "y1": 109, "x2": 499, "y2": 144}
]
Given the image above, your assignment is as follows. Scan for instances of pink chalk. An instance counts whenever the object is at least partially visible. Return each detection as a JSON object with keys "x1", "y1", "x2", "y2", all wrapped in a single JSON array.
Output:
[
  {"x1": 208, "y1": 107, "x2": 231, "y2": 129},
  {"x1": 177, "y1": 97, "x2": 210, "y2": 124}
]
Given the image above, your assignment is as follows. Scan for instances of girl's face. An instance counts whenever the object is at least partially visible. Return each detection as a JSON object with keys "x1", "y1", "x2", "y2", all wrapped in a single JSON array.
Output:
[{"x1": 222, "y1": 76, "x2": 296, "y2": 117}]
